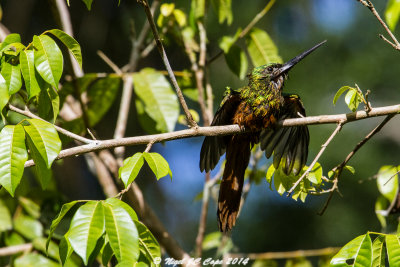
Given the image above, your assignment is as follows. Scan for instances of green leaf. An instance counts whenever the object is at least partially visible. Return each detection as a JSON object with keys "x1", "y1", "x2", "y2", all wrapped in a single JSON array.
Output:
[
  {"x1": 26, "y1": 134, "x2": 53, "y2": 189},
  {"x1": 219, "y1": 29, "x2": 241, "y2": 53},
  {"x1": 246, "y1": 28, "x2": 282, "y2": 66},
  {"x1": 33, "y1": 35, "x2": 63, "y2": 89},
  {"x1": 133, "y1": 68, "x2": 179, "y2": 133},
  {"x1": 19, "y1": 196, "x2": 40, "y2": 219},
  {"x1": 15, "y1": 253, "x2": 59, "y2": 267},
  {"x1": 224, "y1": 44, "x2": 248, "y2": 80},
  {"x1": 345, "y1": 89, "x2": 361, "y2": 112},
  {"x1": 119, "y1": 153, "x2": 144, "y2": 188},
  {"x1": 14, "y1": 214, "x2": 43, "y2": 240},
  {"x1": 372, "y1": 235, "x2": 386, "y2": 267},
  {"x1": 377, "y1": 165, "x2": 399, "y2": 203},
  {"x1": 20, "y1": 50, "x2": 41, "y2": 99},
  {"x1": 333, "y1": 86, "x2": 352, "y2": 105},
  {"x1": 33, "y1": 237, "x2": 59, "y2": 261},
  {"x1": 375, "y1": 195, "x2": 389, "y2": 229},
  {"x1": 0, "y1": 33, "x2": 21, "y2": 52},
  {"x1": 344, "y1": 165, "x2": 356, "y2": 175},
  {"x1": 101, "y1": 242, "x2": 114, "y2": 266},
  {"x1": 202, "y1": 231, "x2": 222, "y2": 250},
  {"x1": 5, "y1": 232, "x2": 25, "y2": 246},
  {"x1": 305, "y1": 162, "x2": 322, "y2": 184},
  {"x1": 104, "y1": 198, "x2": 138, "y2": 222},
  {"x1": 266, "y1": 164, "x2": 275, "y2": 188},
  {"x1": 0, "y1": 74, "x2": 10, "y2": 113},
  {"x1": 386, "y1": 0, "x2": 400, "y2": 31},
  {"x1": 134, "y1": 220, "x2": 161, "y2": 266},
  {"x1": 59, "y1": 236, "x2": 74, "y2": 265},
  {"x1": 0, "y1": 125, "x2": 28, "y2": 196},
  {"x1": 103, "y1": 200, "x2": 140, "y2": 263},
  {"x1": 386, "y1": 234, "x2": 400, "y2": 266},
  {"x1": 191, "y1": 0, "x2": 205, "y2": 19},
  {"x1": 46, "y1": 29, "x2": 82, "y2": 68},
  {"x1": 82, "y1": 0, "x2": 93, "y2": 10},
  {"x1": 173, "y1": 9, "x2": 187, "y2": 27},
  {"x1": 0, "y1": 199, "x2": 12, "y2": 232},
  {"x1": 38, "y1": 87, "x2": 60, "y2": 123},
  {"x1": 86, "y1": 76, "x2": 121, "y2": 127},
  {"x1": 143, "y1": 152, "x2": 172, "y2": 180},
  {"x1": 67, "y1": 201, "x2": 105, "y2": 265},
  {"x1": 211, "y1": 0, "x2": 233, "y2": 25},
  {"x1": 47, "y1": 200, "x2": 83, "y2": 251},
  {"x1": 331, "y1": 234, "x2": 372, "y2": 266},
  {"x1": 1, "y1": 60, "x2": 22, "y2": 94},
  {"x1": 24, "y1": 118, "x2": 61, "y2": 168}
]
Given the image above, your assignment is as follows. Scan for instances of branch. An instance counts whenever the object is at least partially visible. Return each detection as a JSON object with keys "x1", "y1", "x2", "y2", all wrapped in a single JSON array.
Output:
[
  {"x1": 138, "y1": 0, "x2": 197, "y2": 128},
  {"x1": 287, "y1": 121, "x2": 344, "y2": 195},
  {"x1": 318, "y1": 114, "x2": 395, "y2": 215},
  {"x1": 8, "y1": 104, "x2": 94, "y2": 145},
  {"x1": 23, "y1": 104, "x2": 400, "y2": 168},
  {"x1": 228, "y1": 247, "x2": 340, "y2": 260},
  {"x1": 356, "y1": 0, "x2": 400, "y2": 50},
  {"x1": 0, "y1": 243, "x2": 32, "y2": 257}
]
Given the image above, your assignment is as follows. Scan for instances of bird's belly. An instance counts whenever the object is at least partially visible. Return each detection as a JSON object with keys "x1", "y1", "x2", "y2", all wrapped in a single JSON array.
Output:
[{"x1": 232, "y1": 101, "x2": 278, "y2": 131}]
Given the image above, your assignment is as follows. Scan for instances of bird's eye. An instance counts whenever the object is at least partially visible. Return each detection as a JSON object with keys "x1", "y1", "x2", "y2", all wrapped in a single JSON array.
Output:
[{"x1": 267, "y1": 67, "x2": 273, "y2": 72}]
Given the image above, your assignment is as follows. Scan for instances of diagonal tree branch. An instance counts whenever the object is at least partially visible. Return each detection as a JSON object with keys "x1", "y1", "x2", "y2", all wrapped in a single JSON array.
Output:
[{"x1": 138, "y1": 0, "x2": 197, "y2": 128}]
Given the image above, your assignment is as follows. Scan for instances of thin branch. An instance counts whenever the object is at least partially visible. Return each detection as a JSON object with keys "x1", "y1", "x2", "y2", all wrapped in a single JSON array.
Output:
[
  {"x1": 23, "y1": 104, "x2": 400, "y2": 168},
  {"x1": 97, "y1": 50, "x2": 123, "y2": 74},
  {"x1": 0, "y1": 243, "x2": 33, "y2": 257},
  {"x1": 319, "y1": 114, "x2": 395, "y2": 215},
  {"x1": 138, "y1": 0, "x2": 197, "y2": 128},
  {"x1": 7, "y1": 104, "x2": 95, "y2": 145},
  {"x1": 195, "y1": 172, "x2": 210, "y2": 258},
  {"x1": 207, "y1": 0, "x2": 276, "y2": 65},
  {"x1": 356, "y1": 0, "x2": 400, "y2": 50},
  {"x1": 287, "y1": 121, "x2": 344, "y2": 195},
  {"x1": 228, "y1": 247, "x2": 340, "y2": 260}
]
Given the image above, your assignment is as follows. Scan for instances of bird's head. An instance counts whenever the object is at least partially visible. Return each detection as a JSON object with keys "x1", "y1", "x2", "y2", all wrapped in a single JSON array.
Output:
[{"x1": 248, "y1": 40, "x2": 327, "y2": 89}]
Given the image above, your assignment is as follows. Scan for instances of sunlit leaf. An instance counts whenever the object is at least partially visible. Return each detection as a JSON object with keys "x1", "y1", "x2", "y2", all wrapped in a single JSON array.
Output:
[
  {"x1": 246, "y1": 28, "x2": 282, "y2": 67},
  {"x1": 67, "y1": 201, "x2": 105, "y2": 265},
  {"x1": 33, "y1": 237, "x2": 59, "y2": 262},
  {"x1": 331, "y1": 234, "x2": 372, "y2": 266},
  {"x1": 38, "y1": 87, "x2": 60, "y2": 123},
  {"x1": 0, "y1": 34, "x2": 21, "y2": 52},
  {"x1": 372, "y1": 235, "x2": 386, "y2": 267},
  {"x1": 1, "y1": 60, "x2": 22, "y2": 94},
  {"x1": 0, "y1": 74, "x2": 10, "y2": 113},
  {"x1": 0, "y1": 125, "x2": 28, "y2": 196},
  {"x1": 134, "y1": 220, "x2": 161, "y2": 266},
  {"x1": 375, "y1": 195, "x2": 389, "y2": 229},
  {"x1": 202, "y1": 231, "x2": 222, "y2": 251},
  {"x1": 19, "y1": 196, "x2": 40, "y2": 219},
  {"x1": 377, "y1": 165, "x2": 399, "y2": 203},
  {"x1": 103, "y1": 199, "x2": 139, "y2": 263},
  {"x1": 133, "y1": 69, "x2": 179, "y2": 133},
  {"x1": 191, "y1": 0, "x2": 205, "y2": 19},
  {"x1": 345, "y1": 89, "x2": 361, "y2": 112},
  {"x1": 0, "y1": 199, "x2": 12, "y2": 232},
  {"x1": 33, "y1": 35, "x2": 63, "y2": 89},
  {"x1": 20, "y1": 50, "x2": 41, "y2": 99},
  {"x1": 15, "y1": 252, "x2": 59, "y2": 267},
  {"x1": 47, "y1": 200, "x2": 84, "y2": 251},
  {"x1": 119, "y1": 153, "x2": 144, "y2": 188},
  {"x1": 143, "y1": 152, "x2": 172, "y2": 180},
  {"x1": 386, "y1": 234, "x2": 400, "y2": 266},
  {"x1": 24, "y1": 118, "x2": 61, "y2": 168},
  {"x1": 211, "y1": 0, "x2": 233, "y2": 25},
  {"x1": 46, "y1": 29, "x2": 82, "y2": 68},
  {"x1": 386, "y1": 0, "x2": 400, "y2": 31},
  {"x1": 14, "y1": 214, "x2": 43, "y2": 240},
  {"x1": 333, "y1": 86, "x2": 352, "y2": 105},
  {"x1": 305, "y1": 162, "x2": 322, "y2": 184}
]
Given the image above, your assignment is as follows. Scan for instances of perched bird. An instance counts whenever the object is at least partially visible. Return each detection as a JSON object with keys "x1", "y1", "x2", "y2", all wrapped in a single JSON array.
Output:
[{"x1": 200, "y1": 41, "x2": 326, "y2": 232}]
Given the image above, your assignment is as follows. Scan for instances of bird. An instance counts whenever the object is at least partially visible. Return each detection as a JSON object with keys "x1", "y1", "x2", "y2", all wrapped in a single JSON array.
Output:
[{"x1": 199, "y1": 40, "x2": 326, "y2": 232}]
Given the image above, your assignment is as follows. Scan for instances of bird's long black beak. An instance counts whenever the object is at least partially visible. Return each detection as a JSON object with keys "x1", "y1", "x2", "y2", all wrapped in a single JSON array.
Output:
[{"x1": 272, "y1": 40, "x2": 327, "y2": 79}]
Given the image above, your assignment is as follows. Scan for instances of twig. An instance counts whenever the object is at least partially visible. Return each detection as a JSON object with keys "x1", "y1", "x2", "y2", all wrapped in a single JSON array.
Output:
[
  {"x1": 356, "y1": 0, "x2": 400, "y2": 50},
  {"x1": 207, "y1": 0, "x2": 276, "y2": 65},
  {"x1": 7, "y1": 104, "x2": 95, "y2": 145},
  {"x1": 228, "y1": 247, "x2": 340, "y2": 260},
  {"x1": 97, "y1": 50, "x2": 122, "y2": 74},
  {"x1": 195, "y1": 172, "x2": 210, "y2": 258},
  {"x1": 319, "y1": 114, "x2": 395, "y2": 215},
  {"x1": 23, "y1": 104, "x2": 400, "y2": 168},
  {"x1": 383, "y1": 169, "x2": 400, "y2": 186},
  {"x1": 0, "y1": 243, "x2": 33, "y2": 256},
  {"x1": 287, "y1": 122, "x2": 344, "y2": 195},
  {"x1": 138, "y1": 0, "x2": 197, "y2": 128}
]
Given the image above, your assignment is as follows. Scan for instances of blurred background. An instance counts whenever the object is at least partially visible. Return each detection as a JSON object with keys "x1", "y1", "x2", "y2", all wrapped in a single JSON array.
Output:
[{"x1": 2, "y1": 0, "x2": 400, "y2": 260}]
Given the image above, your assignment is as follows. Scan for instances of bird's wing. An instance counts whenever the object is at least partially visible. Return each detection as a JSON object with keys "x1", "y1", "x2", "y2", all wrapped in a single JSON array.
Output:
[
  {"x1": 259, "y1": 94, "x2": 309, "y2": 176},
  {"x1": 199, "y1": 88, "x2": 242, "y2": 172}
]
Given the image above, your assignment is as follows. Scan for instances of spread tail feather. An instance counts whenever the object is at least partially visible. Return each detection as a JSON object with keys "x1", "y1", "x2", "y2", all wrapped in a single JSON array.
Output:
[{"x1": 218, "y1": 135, "x2": 251, "y2": 232}]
